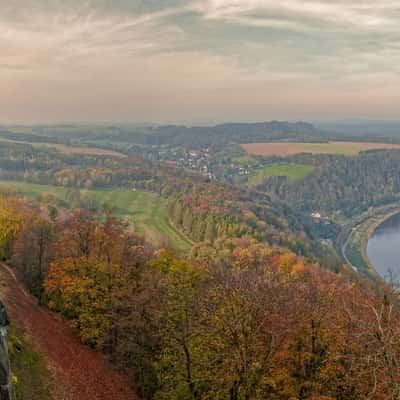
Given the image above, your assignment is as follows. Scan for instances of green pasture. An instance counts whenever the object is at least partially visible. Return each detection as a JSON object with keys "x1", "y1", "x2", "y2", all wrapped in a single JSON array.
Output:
[
  {"x1": 248, "y1": 163, "x2": 315, "y2": 186},
  {"x1": 0, "y1": 181, "x2": 192, "y2": 252}
]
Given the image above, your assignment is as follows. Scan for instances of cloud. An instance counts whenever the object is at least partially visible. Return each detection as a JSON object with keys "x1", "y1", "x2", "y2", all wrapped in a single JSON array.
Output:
[
  {"x1": 0, "y1": 1, "x2": 192, "y2": 72},
  {"x1": 1, "y1": 0, "x2": 400, "y2": 123},
  {"x1": 199, "y1": 1, "x2": 400, "y2": 31},
  {"x1": 3, "y1": 1, "x2": 399, "y2": 76}
]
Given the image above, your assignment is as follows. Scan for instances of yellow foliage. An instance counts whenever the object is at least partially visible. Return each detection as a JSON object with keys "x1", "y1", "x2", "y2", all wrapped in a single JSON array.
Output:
[{"x1": 45, "y1": 256, "x2": 115, "y2": 347}]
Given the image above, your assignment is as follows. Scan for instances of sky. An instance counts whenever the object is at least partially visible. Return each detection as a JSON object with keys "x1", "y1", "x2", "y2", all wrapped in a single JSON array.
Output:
[{"x1": 1, "y1": 0, "x2": 400, "y2": 124}]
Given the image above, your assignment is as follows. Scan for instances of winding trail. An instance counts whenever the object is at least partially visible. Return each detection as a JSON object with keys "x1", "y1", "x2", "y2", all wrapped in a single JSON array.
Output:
[{"x1": 0, "y1": 263, "x2": 136, "y2": 400}]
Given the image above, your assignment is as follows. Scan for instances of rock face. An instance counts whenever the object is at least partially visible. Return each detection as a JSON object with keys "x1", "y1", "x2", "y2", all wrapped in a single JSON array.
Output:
[{"x1": 0, "y1": 301, "x2": 11, "y2": 400}]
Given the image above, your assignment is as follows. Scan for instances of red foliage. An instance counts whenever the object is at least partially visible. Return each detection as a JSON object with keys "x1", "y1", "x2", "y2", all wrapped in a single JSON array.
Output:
[{"x1": 0, "y1": 263, "x2": 136, "y2": 400}]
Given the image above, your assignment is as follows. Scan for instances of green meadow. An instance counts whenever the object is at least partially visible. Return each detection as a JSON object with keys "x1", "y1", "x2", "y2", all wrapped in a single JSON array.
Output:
[
  {"x1": 0, "y1": 181, "x2": 192, "y2": 252},
  {"x1": 231, "y1": 156, "x2": 259, "y2": 166},
  {"x1": 248, "y1": 163, "x2": 315, "y2": 186}
]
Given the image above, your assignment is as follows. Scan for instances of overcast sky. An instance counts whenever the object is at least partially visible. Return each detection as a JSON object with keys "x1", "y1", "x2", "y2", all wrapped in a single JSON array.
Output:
[{"x1": 2, "y1": 0, "x2": 400, "y2": 124}]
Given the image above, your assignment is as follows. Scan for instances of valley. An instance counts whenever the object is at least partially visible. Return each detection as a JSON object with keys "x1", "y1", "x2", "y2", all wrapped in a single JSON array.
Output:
[
  {"x1": 5, "y1": 2, "x2": 400, "y2": 398},
  {"x1": 0, "y1": 121, "x2": 400, "y2": 399}
]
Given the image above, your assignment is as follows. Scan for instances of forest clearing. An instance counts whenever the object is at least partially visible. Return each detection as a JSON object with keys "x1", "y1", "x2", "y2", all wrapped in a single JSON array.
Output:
[{"x1": 0, "y1": 181, "x2": 192, "y2": 252}]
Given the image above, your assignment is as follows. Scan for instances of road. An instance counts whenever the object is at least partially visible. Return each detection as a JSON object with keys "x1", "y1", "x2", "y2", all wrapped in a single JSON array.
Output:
[
  {"x1": 336, "y1": 202, "x2": 400, "y2": 274},
  {"x1": 0, "y1": 263, "x2": 136, "y2": 400},
  {"x1": 341, "y1": 227, "x2": 358, "y2": 271}
]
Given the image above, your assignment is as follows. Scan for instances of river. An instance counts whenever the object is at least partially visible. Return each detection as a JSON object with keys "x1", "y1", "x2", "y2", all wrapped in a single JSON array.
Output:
[{"x1": 367, "y1": 213, "x2": 400, "y2": 279}]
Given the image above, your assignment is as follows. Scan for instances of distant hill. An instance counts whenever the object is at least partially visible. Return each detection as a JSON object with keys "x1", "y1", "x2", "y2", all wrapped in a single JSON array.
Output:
[
  {"x1": 315, "y1": 120, "x2": 400, "y2": 139},
  {"x1": 90, "y1": 121, "x2": 324, "y2": 147},
  {"x1": 7, "y1": 120, "x2": 400, "y2": 149},
  {"x1": 4, "y1": 121, "x2": 323, "y2": 148}
]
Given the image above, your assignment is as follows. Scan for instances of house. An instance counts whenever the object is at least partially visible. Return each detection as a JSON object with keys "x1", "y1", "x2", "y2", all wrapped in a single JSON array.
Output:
[{"x1": 311, "y1": 211, "x2": 322, "y2": 219}]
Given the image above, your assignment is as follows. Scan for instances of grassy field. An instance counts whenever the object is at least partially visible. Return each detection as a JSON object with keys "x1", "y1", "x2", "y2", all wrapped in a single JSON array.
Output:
[
  {"x1": 0, "y1": 137, "x2": 126, "y2": 158},
  {"x1": 45, "y1": 144, "x2": 126, "y2": 158},
  {"x1": 242, "y1": 141, "x2": 400, "y2": 156},
  {"x1": 231, "y1": 156, "x2": 259, "y2": 166},
  {"x1": 0, "y1": 137, "x2": 127, "y2": 158},
  {"x1": 249, "y1": 163, "x2": 315, "y2": 186},
  {"x1": 0, "y1": 181, "x2": 192, "y2": 252}
]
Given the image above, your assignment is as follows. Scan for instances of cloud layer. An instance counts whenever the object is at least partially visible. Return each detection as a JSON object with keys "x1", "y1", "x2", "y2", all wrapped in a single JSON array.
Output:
[{"x1": 1, "y1": 0, "x2": 400, "y2": 123}]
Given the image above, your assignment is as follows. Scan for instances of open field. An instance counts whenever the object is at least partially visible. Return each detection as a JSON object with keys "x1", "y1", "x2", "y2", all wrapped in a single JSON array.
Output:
[
  {"x1": 0, "y1": 181, "x2": 192, "y2": 252},
  {"x1": 231, "y1": 156, "x2": 259, "y2": 166},
  {"x1": 0, "y1": 137, "x2": 126, "y2": 158},
  {"x1": 248, "y1": 163, "x2": 315, "y2": 186},
  {"x1": 242, "y1": 141, "x2": 400, "y2": 156},
  {"x1": 47, "y1": 144, "x2": 126, "y2": 158},
  {"x1": 0, "y1": 181, "x2": 68, "y2": 199},
  {"x1": 84, "y1": 189, "x2": 192, "y2": 252}
]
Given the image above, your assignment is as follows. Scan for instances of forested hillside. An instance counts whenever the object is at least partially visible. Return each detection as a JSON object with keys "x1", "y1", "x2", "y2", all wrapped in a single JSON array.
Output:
[
  {"x1": 5, "y1": 126, "x2": 400, "y2": 399},
  {"x1": 263, "y1": 150, "x2": 400, "y2": 216},
  {"x1": 1, "y1": 194, "x2": 400, "y2": 399}
]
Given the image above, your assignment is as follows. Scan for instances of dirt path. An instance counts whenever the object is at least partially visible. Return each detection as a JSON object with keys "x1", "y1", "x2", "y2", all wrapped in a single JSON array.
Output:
[{"x1": 0, "y1": 263, "x2": 136, "y2": 400}]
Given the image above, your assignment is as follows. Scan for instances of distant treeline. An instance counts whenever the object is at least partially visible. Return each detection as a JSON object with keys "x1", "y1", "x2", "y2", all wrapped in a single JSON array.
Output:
[
  {"x1": 0, "y1": 130, "x2": 68, "y2": 144},
  {"x1": 102, "y1": 121, "x2": 323, "y2": 147},
  {"x1": 6, "y1": 122, "x2": 400, "y2": 153},
  {"x1": 6, "y1": 121, "x2": 324, "y2": 148}
]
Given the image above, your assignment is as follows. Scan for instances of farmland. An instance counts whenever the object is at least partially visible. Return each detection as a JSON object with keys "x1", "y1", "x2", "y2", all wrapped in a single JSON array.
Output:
[
  {"x1": 242, "y1": 141, "x2": 400, "y2": 156},
  {"x1": 45, "y1": 144, "x2": 126, "y2": 158},
  {"x1": 0, "y1": 136, "x2": 126, "y2": 158},
  {"x1": 0, "y1": 180, "x2": 192, "y2": 252},
  {"x1": 231, "y1": 156, "x2": 259, "y2": 166},
  {"x1": 248, "y1": 163, "x2": 315, "y2": 186}
]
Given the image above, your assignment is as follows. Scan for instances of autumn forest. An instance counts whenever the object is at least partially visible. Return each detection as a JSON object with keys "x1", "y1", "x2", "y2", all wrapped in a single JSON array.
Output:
[{"x1": 0, "y1": 122, "x2": 399, "y2": 400}]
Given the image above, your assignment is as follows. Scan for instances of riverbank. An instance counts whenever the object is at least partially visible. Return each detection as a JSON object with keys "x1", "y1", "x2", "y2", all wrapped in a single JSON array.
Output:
[{"x1": 342, "y1": 204, "x2": 400, "y2": 278}]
